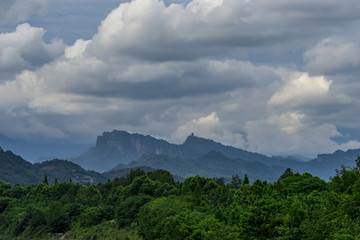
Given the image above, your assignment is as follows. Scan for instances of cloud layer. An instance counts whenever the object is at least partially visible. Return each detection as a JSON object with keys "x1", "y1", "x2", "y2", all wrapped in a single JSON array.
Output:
[{"x1": 1, "y1": 0, "x2": 360, "y2": 157}]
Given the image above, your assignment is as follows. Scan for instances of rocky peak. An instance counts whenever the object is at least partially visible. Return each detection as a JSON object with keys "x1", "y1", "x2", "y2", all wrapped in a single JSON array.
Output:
[{"x1": 183, "y1": 133, "x2": 216, "y2": 146}]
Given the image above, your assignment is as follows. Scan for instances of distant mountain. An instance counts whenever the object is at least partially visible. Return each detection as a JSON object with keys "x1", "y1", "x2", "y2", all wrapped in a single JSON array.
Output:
[
  {"x1": 120, "y1": 151, "x2": 286, "y2": 182},
  {"x1": 73, "y1": 130, "x2": 304, "y2": 172},
  {"x1": 306, "y1": 149, "x2": 360, "y2": 179},
  {"x1": 72, "y1": 130, "x2": 179, "y2": 172},
  {"x1": 0, "y1": 146, "x2": 106, "y2": 185},
  {"x1": 2, "y1": 133, "x2": 360, "y2": 183},
  {"x1": 71, "y1": 130, "x2": 360, "y2": 181}
]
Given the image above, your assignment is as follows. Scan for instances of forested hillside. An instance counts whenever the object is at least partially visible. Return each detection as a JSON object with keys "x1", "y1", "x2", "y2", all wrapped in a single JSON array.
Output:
[
  {"x1": 1, "y1": 159, "x2": 360, "y2": 239},
  {"x1": 0, "y1": 147, "x2": 106, "y2": 185}
]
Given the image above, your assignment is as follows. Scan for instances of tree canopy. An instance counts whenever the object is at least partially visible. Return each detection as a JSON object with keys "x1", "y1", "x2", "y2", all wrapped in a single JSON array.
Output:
[{"x1": 1, "y1": 160, "x2": 360, "y2": 239}]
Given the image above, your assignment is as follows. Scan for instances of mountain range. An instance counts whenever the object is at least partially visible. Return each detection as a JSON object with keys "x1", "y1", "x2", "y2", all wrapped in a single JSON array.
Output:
[
  {"x1": 1, "y1": 130, "x2": 360, "y2": 184},
  {"x1": 72, "y1": 130, "x2": 360, "y2": 181},
  {"x1": 72, "y1": 131, "x2": 305, "y2": 172}
]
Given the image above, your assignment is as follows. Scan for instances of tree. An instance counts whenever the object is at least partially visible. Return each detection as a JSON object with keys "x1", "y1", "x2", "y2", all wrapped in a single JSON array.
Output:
[
  {"x1": 43, "y1": 175, "x2": 48, "y2": 185},
  {"x1": 213, "y1": 177, "x2": 225, "y2": 186},
  {"x1": 243, "y1": 174, "x2": 250, "y2": 185},
  {"x1": 45, "y1": 202, "x2": 70, "y2": 233},
  {"x1": 116, "y1": 194, "x2": 153, "y2": 228},
  {"x1": 147, "y1": 169, "x2": 175, "y2": 185},
  {"x1": 356, "y1": 155, "x2": 360, "y2": 168},
  {"x1": 279, "y1": 168, "x2": 294, "y2": 181},
  {"x1": 230, "y1": 175, "x2": 242, "y2": 189}
]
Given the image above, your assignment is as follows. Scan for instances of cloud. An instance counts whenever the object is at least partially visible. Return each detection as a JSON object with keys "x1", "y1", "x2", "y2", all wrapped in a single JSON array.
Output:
[
  {"x1": 172, "y1": 112, "x2": 246, "y2": 147},
  {"x1": 269, "y1": 72, "x2": 332, "y2": 107},
  {"x1": 304, "y1": 38, "x2": 360, "y2": 75},
  {"x1": 89, "y1": 0, "x2": 360, "y2": 61},
  {"x1": 0, "y1": 23, "x2": 65, "y2": 80},
  {"x1": 338, "y1": 141, "x2": 360, "y2": 151},
  {"x1": 1, "y1": 0, "x2": 360, "y2": 157},
  {"x1": 64, "y1": 39, "x2": 91, "y2": 59},
  {"x1": 244, "y1": 112, "x2": 343, "y2": 157},
  {"x1": 0, "y1": 0, "x2": 47, "y2": 25}
]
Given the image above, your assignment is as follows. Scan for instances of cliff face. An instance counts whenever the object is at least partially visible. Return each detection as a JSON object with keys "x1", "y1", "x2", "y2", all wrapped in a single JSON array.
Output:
[
  {"x1": 95, "y1": 130, "x2": 177, "y2": 156},
  {"x1": 74, "y1": 131, "x2": 181, "y2": 172}
]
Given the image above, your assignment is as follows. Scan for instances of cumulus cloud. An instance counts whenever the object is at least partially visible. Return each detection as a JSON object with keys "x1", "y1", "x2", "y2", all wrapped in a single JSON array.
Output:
[
  {"x1": 64, "y1": 39, "x2": 91, "y2": 60},
  {"x1": 0, "y1": 0, "x2": 47, "y2": 25},
  {"x1": 0, "y1": 23, "x2": 65, "y2": 80},
  {"x1": 269, "y1": 72, "x2": 332, "y2": 107},
  {"x1": 89, "y1": 0, "x2": 360, "y2": 61}
]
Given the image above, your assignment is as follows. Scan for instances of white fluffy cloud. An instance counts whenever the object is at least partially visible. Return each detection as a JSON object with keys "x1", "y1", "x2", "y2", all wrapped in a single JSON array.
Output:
[
  {"x1": 269, "y1": 72, "x2": 332, "y2": 107},
  {"x1": 89, "y1": 0, "x2": 360, "y2": 61},
  {"x1": 0, "y1": 24, "x2": 65, "y2": 79}
]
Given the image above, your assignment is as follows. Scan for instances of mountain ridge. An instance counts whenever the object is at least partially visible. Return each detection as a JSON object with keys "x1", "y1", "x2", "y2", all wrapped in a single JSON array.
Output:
[
  {"x1": 2, "y1": 130, "x2": 360, "y2": 183},
  {"x1": 72, "y1": 130, "x2": 360, "y2": 180},
  {"x1": 73, "y1": 130, "x2": 305, "y2": 172}
]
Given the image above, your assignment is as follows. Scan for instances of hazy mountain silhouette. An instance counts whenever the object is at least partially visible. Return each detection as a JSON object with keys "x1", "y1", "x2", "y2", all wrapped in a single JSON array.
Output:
[
  {"x1": 71, "y1": 130, "x2": 360, "y2": 181},
  {"x1": 73, "y1": 130, "x2": 305, "y2": 173}
]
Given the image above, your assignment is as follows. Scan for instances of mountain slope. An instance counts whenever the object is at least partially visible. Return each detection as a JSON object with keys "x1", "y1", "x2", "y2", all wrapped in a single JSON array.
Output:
[
  {"x1": 0, "y1": 146, "x2": 106, "y2": 185},
  {"x1": 122, "y1": 151, "x2": 286, "y2": 182},
  {"x1": 32, "y1": 159, "x2": 107, "y2": 184},
  {"x1": 0, "y1": 146, "x2": 37, "y2": 184}
]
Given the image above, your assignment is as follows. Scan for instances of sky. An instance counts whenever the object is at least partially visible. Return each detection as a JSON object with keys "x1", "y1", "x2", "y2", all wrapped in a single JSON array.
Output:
[{"x1": 1, "y1": 0, "x2": 360, "y2": 159}]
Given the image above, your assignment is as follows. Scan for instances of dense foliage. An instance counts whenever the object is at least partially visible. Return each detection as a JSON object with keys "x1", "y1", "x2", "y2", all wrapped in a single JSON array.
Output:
[{"x1": 1, "y1": 159, "x2": 360, "y2": 239}]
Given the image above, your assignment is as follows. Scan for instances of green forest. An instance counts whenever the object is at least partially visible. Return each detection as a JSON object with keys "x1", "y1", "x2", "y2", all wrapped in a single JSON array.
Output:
[{"x1": 2, "y1": 159, "x2": 360, "y2": 240}]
